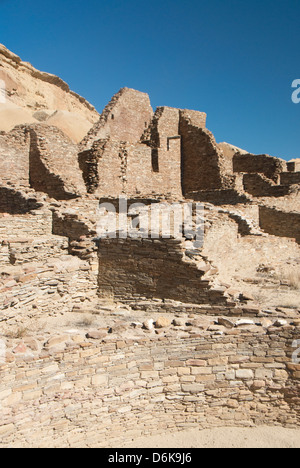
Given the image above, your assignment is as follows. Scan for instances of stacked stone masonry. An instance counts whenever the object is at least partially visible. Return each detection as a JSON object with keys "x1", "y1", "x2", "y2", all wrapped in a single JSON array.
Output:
[
  {"x1": 98, "y1": 237, "x2": 228, "y2": 307},
  {"x1": 0, "y1": 326, "x2": 299, "y2": 448},
  {"x1": 233, "y1": 153, "x2": 287, "y2": 183},
  {"x1": 0, "y1": 58, "x2": 299, "y2": 447},
  {"x1": 259, "y1": 206, "x2": 300, "y2": 244}
]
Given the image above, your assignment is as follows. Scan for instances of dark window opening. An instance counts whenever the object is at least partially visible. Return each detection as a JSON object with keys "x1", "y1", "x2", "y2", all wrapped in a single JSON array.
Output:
[
  {"x1": 151, "y1": 149, "x2": 159, "y2": 173},
  {"x1": 111, "y1": 114, "x2": 114, "y2": 120}
]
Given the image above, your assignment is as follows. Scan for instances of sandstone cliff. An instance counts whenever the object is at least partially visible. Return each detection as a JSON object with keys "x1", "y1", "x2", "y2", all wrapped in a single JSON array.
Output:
[{"x1": 0, "y1": 44, "x2": 99, "y2": 142}]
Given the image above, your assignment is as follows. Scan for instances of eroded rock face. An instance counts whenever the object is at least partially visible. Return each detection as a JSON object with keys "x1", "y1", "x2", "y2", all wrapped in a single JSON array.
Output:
[{"x1": 0, "y1": 44, "x2": 99, "y2": 142}]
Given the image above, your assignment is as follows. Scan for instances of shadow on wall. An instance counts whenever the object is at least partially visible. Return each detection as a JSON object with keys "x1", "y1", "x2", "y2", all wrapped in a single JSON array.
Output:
[{"x1": 0, "y1": 187, "x2": 42, "y2": 214}]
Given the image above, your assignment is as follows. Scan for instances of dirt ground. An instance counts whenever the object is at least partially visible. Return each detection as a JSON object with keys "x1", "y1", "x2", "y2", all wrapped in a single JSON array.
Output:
[{"x1": 123, "y1": 426, "x2": 300, "y2": 448}]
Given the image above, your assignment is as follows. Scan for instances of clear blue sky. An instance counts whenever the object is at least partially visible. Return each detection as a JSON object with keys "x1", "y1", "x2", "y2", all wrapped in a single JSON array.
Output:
[{"x1": 0, "y1": 0, "x2": 300, "y2": 160}]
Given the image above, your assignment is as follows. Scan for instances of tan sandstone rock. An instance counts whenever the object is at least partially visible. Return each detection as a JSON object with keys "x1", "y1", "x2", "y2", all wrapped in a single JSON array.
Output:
[
  {"x1": 155, "y1": 317, "x2": 172, "y2": 329},
  {"x1": 0, "y1": 44, "x2": 99, "y2": 138}
]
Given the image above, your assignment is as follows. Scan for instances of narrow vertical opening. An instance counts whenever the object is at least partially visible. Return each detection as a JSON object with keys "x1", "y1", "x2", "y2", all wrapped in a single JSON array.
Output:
[{"x1": 151, "y1": 149, "x2": 159, "y2": 173}]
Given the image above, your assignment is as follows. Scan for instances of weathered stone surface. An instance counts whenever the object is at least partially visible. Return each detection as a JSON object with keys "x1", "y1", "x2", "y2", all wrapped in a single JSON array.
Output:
[
  {"x1": 273, "y1": 319, "x2": 288, "y2": 327},
  {"x1": 80, "y1": 87, "x2": 153, "y2": 150},
  {"x1": 28, "y1": 124, "x2": 86, "y2": 199},
  {"x1": 44, "y1": 335, "x2": 69, "y2": 349},
  {"x1": 0, "y1": 44, "x2": 300, "y2": 450},
  {"x1": 236, "y1": 369, "x2": 254, "y2": 380},
  {"x1": 12, "y1": 342, "x2": 27, "y2": 354},
  {"x1": 173, "y1": 318, "x2": 186, "y2": 327},
  {"x1": 143, "y1": 319, "x2": 154, "y2": 330},
  {"x1": 0, "y1": 44, "x2": 99, "y2": 135},
  {"x1": 217, "y1": 317, "x2": 235, "y2": 328},
  {"x1": 155, "y1": 317, "x2": 172, "y2": 329},
  {"x1": 235, "y1": 319, "x2": 255, "y2": 327},
  {"x1": 0, "y1": 323, "x2": 299, "y2": 448},
  {"x1": 86, "y1": 330, "x2": 107, "y2": 340}
]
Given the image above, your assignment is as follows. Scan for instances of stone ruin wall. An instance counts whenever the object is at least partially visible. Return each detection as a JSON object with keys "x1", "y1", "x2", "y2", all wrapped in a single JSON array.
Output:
[
  {"x1": 180, "y1": 110, "x2": 235, "y2": 195},
  {"x1": 0, "y1": 81, "x2": 300, "y2": 446},
  {"x1": 0, "y1": 127, "x2": 30, "y2": 188},
  {"x1": 0, "y1": 201, "x2": 98, "y2": 327},
  {"x1": 259, "y1": 206, "x2": 300, "y2": 244},
  {"x1": 79, "y1": 103, "x2": 185, "y2": 200},
  {"x1": 78, "y1": 93, "x2": 236, "y2": 201},
  {"x1": 97, "y1": 237, "x2": 228, "y2": 309},
  {"x1": 80, "y1": 87, "x2": 153, "y2": 150},
  {"x1": 0, "y1": 124, "x2": 86, "y2": 201},
  {"x1": 242, "y1": 174, "x2": 291, "y2": 198},
  {"x1": 1, "y1": 86, "x2": 298, "y2": 207},
  {"x1": 0, "y1": 326, "x2": 299, "y2": 447},
  {"x1": 280, "y1": 172, "x2": 300, "y2": 185},
  {"x1": 0, "y1": 187, "x2": 43, "y2": 215},
  {"x1": 96, "y1": 202, "x2": 300, "y2": 317},
  {"x1": 79, "y1": 137, "x2": 182, "y2": 200},
  {"x1": 28, "y1": 124, "x2": 86, "y2": 200},
  {"x1": 287, "y1": 160, "x2": 300, "y2": 172},
  {"x1": 233, "y1": 153, "x2": 287, "y2": 183}
]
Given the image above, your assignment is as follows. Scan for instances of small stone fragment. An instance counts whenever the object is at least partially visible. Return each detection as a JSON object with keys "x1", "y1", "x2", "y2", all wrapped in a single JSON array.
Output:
[{"x1": 155, "y1": 317, "x2": 171, "y2": 329}]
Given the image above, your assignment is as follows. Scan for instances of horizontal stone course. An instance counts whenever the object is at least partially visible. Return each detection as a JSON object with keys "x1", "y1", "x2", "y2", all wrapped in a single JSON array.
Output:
[
  {"x1": 0, "y1": 326, "x2": 299, "y2": 448},
  {"x1": 0, "y1": 53, "x2": 299, "y2": 450}
]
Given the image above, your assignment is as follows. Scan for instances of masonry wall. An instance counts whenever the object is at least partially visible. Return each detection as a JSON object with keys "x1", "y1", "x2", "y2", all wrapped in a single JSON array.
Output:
[
  {"x1": 0, "y1": 187, "x2": 43, "y2": 214},
  {"x1": 179, "y1": 110, "x2": 234, "y2": 194},
  {"x1": 259, "y1": 206, "x2": 300, "y2": 244},
  {"x1": 0, "y1": 251, "x2": 98, "y2": 324},
  {"x1": 0, "y1": 327, "x2": 299, "y2": 447},
  {"x1": 141, "y1": 107, "x2": 182, "y2": 148},
  {"x1": 80, "y1": 102, "x2": 237, "y2": 200},
  {"x1": 79, "y1": 136, "x2": 182, "y2": 199},
  {"x1": 0, "y1": 126, "x2": 30, "y2": 188},
  {"x1": 126, "y1": 141, "x2": 182, "y2": 199},
  {"x1": 185, "y1": 189, "x2": 252, "y2": 206},
  {"x1": 98, "y1": 237, "x2": 227, "y2": 306},
  {"x1": 287, "y1": 160, "x2": 300, "y2": 172},
  {"x1": 0, "y1": 208, "x2": 53, "y2": 240},
  {"x1": 0, "y1": 201, "x2": 98, "y2": 322},
  {"x1": 280, "y1": 172, "x2": 300, "y2": 186},
  {"x1": 80, "y1": 88, "x2": 153, "y2": 151},
  {"x1": 28, "y1": 124, "x2": 86, "y2": 200},
  {"x1": 52, "y1": 210, "x2": 95, "y2": 240},
  {"x1": 242, "y1": 174, "x2": 291, "y2": 198},
  {"x1": 133, "y1": 106, "x2": 183, "y2": 198},
  {"x1": 233, "y1": 153, "x2": 287, "y2": 183}
]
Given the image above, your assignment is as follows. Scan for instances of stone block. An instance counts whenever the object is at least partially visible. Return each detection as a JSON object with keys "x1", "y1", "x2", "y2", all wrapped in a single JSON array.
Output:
[{"x1": 236, "y1": 369, "x2": 254, "y2": 380}]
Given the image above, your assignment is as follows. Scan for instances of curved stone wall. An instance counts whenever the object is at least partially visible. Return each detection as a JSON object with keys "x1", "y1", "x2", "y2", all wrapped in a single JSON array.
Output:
[{"x1": 0, "y1": 325, "x2": 299, "y2": 448}]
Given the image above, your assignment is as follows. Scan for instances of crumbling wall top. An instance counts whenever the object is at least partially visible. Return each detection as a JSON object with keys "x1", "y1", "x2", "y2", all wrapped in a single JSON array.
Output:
[{"x1": 80, "y1": 87, "x2": 153, "y2": 150}]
